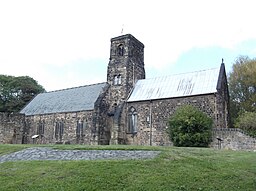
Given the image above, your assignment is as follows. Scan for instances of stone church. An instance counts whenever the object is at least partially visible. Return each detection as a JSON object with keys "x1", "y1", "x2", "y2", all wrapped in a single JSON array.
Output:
[{"x1": 20, "y1": 34, "x2": 230, "y2": 146}]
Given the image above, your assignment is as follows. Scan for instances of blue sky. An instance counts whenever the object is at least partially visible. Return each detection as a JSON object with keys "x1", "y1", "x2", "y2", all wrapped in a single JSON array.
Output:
[
  {"x1": 148, "y1": 39, "x2": 256, "y2": 78},
  {"x1": 0, "y1": 0, "x2": 256, "y2": 91}
]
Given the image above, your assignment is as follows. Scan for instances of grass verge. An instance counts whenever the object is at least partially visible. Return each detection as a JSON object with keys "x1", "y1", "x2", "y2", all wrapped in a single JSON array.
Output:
[{"x1": 0, "y1": 145, "x2": 255, "y2": 191}]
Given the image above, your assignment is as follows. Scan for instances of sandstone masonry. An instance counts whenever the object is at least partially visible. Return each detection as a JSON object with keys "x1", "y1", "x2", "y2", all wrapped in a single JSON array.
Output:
[
  {"x1": 1, "y1": 34, "x2": 252, "y2": 150},
  {"x1": 0, "y1": 113, "x2": 24, "y2": 144}
]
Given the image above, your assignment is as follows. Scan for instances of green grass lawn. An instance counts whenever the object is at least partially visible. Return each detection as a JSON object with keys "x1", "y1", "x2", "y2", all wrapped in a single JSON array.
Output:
[{"x1": 0, "y1": 144, "x2": 255, "y2": 191}]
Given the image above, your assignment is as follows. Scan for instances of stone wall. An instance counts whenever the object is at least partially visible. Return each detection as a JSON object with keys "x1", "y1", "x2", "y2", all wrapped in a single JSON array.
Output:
[
  {"x1": 24, "y1": 111, "x2": 97, "y2": 145},
  {"x1": 1, "y1": 112, "x2": 255, "y2": 151},
  {"x1": 211, "y1": 128, "x2": 256, "y2": 150},
  {"x1": 94, "y1": 84, "x2": 111, "y2": 145},
  {"x1": 215, "y1": 63, "x2": 230, "y2": 129},
  {"x1": 106, "y1": 34, "x2": 145, "y2": 144},
  {"x1": 107, "y1": 34, "x2": 145, "y2": 105},
  {"x1": 0, "y1": 113, "x2": 24, "y2": 144},
  {"x1": 125, "y1": 93, "x2": 228, "y2": 146}
]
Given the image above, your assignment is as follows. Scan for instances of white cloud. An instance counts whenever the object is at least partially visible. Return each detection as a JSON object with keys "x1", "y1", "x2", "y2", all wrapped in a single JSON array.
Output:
[{"x1": 0, "y1": 0, "x2": 256, "y2": 90}]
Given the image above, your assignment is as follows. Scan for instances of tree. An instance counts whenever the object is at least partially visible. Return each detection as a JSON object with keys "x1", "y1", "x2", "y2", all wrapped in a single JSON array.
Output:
[
  {"x1": 228, "y1": 56, "x2": 256, "y2": 121},
  {"x1": 235, "y1": 112, "x2": 256, "y2": 137},
  {"x1": 0, "y1": 75, "x2": 45, "y2": 113},
  {"x1": 168, "y1": 105, "x2": 213, "y2": 147}
]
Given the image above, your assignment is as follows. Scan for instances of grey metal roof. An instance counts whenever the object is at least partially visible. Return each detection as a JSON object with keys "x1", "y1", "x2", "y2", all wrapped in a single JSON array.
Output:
[
  {"x1": 20, "y1": 82, "x2": 108, "y2": 116},
  {"x1": 128, "y1": 67, "x2": 220, "y2": 102}
]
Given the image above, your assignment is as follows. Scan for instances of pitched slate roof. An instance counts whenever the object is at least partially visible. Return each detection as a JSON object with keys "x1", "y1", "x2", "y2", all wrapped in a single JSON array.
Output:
[
  {"x1": 128, "y1": 67, "x2": 220, "y2": 102},
  {"x1": 20, "y1": 82, "x2": 108, "y2": 116}
]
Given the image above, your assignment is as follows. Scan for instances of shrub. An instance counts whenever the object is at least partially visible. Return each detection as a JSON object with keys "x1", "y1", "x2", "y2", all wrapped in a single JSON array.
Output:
[
  {"x1": 168, "y1": 105, "x2": 213, "y2": 147},
  {"x1": 235, "y1": 112, "x2": 256, "y2": 137}
]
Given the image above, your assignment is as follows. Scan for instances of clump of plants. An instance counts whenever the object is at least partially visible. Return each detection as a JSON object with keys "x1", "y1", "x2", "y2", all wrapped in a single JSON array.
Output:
[
  {"x1": 235, "y1": 112, "x2": 256, "y2": 137},
  {"x1": 168, "y1": 105, "x2": 213, "y2": 147}
]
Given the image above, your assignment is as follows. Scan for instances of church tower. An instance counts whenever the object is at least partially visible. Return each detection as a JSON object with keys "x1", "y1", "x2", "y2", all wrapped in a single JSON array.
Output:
[
  {"x1": 107, "y1": 34, "x2": 145, "y2": 104},
  {"x1": 106, "y1": 34, "x2": 145, "y2": 144}
]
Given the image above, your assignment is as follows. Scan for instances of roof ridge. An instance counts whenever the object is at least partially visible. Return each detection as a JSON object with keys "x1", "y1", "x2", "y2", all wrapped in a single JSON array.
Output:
[
  {"x1": 142, "y1": 67, "x2": 219, "y2": 81},
  {"x1": 44, "y1": 82, "x2": 107, "y2": 94}
]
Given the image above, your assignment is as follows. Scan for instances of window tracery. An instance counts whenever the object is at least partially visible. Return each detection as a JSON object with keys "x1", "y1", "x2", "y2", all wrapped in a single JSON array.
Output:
[
  {"x1": 128, "y1": 107, "x2": 137, "y2": 134},
  {"x1": 55, "y1": 120, "x2": 64, "y2": 141},
  {"x1": 113, "y1": 75, "x2": 122, "y2": 85}
]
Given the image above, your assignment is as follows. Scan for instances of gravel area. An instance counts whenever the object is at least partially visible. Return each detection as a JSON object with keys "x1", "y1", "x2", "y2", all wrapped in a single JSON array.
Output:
[{"x1": 0, "y1": 147, "x2": 161, "y2": 163}]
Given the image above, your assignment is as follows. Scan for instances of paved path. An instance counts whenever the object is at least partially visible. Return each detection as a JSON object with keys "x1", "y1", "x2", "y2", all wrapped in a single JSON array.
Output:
[{"x1": 0, "y1": 147, "x2": 161, "y2": 163}]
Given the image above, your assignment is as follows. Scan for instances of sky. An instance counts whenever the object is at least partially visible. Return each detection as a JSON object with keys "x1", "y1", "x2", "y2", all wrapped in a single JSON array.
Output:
[{"x1": 0, "y1": 0, "x2": 256, "y2": 91}]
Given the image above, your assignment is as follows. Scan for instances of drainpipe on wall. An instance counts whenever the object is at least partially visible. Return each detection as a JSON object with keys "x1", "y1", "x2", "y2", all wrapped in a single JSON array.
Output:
[
  {"x1": 214, "y1": 93, "x2": 218, "y2": 128},
  {"x1": 149, "y1": 100, "x2": 152, "y2": 146},
  {"x1": 132, "y1": 62, "x2": 135, "y2": 86}
]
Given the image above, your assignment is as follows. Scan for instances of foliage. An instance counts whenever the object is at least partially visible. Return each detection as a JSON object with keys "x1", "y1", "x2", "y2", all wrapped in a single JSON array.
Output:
[
  {"x1": 0, "y1": 75, "x2": 45, "y2": 113},
  {"x1": 235, "y1": 112, "x2": 256, "y2": 137},
  {"x1": 228, "y1": 56, "x2": 256, "y2": 124},
  {"x1": 168, "y1": 105, "x2": 213, "y2": 147},
  {"x1": 0, "y1": 145, "x2": 255, "y2": 191}
]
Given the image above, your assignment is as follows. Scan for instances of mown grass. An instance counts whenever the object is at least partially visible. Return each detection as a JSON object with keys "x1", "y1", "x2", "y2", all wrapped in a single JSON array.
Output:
[
  {"x1": 0, "y1": 144, "x2": 255, "y2": 191},
  {"x1": 0, "y1": 144, "x2": 33, "y2": 156}
]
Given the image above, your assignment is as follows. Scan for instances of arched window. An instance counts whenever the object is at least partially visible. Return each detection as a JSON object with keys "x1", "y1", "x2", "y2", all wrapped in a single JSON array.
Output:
[
  {"x1": 55, "y1": 120, "x2": 64, "y2": 141},
  {"x1": 113, "y1": 75, "x2": 122, "y2": 85},
  {"x1": 118, "y1": 44, "x2": 124, "y2": 56},
  {"x1": 76, "y1": 120, "x2": 83, "y2": 138},
  {"x1": 114, "y1": 75, "x2": 118, "y2": 85},
  {"x1": 37, "y1": 120, "x2": 45, "y2": 137},
  {"x1": 118, "y1": 74, "x2": 122, "y2": 85},
  {"x1": 76, "y1": 119, "x2": 86, "y2": 138},
  {"x1": 128, "y1": 107, "x2": 137, "y2": 134}
]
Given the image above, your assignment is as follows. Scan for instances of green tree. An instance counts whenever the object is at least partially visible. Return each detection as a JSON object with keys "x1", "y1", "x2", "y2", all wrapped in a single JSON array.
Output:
[
  {"x1": 168, "y1": 105, "x2": 213, "y2": 147},
  {"x1": 235, "y1": 112, "x2": 256, "y2": 137},
  {"x1": 228, "y1": 56, "x2": 256, "y2": 122},
  {"x1": 0, "y1": 75, "x2": 45, "y2": 113}
]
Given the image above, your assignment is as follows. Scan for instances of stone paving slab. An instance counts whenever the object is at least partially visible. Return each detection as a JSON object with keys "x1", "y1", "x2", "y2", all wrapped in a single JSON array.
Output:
[{"x1": 0, "y1": 147, "x2": 161, "y2": 163}]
